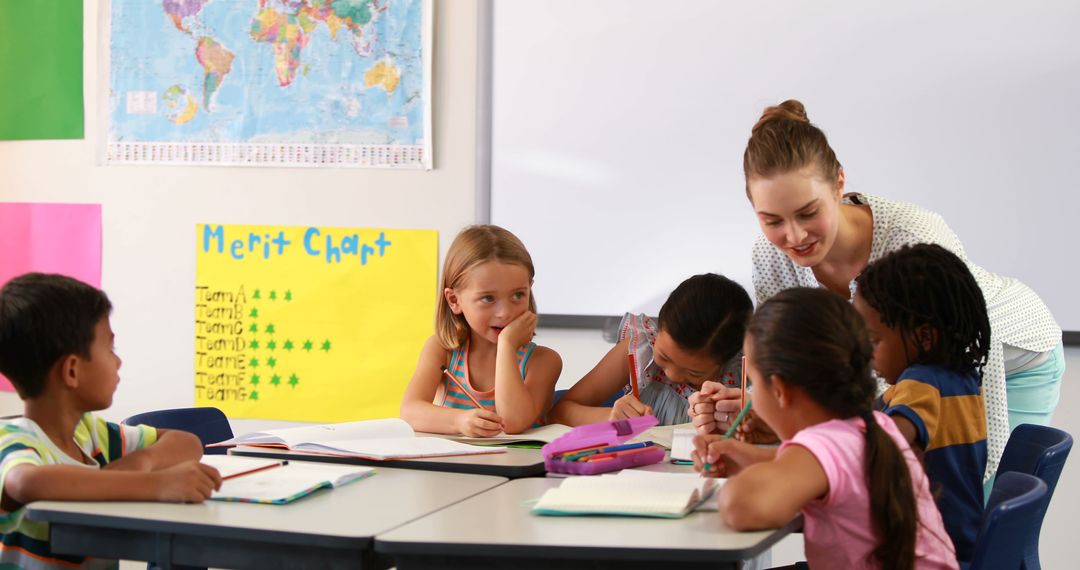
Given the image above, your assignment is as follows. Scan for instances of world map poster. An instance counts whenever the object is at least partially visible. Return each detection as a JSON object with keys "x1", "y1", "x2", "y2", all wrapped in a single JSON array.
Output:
[{"x1": 106, "y1": 0, "x2": 431, "y2": 168}]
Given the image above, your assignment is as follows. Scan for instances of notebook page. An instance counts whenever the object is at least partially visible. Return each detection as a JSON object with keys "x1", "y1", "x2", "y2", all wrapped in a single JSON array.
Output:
[
  {"x1": 441, "y1": 424, "x2": 572, "y2": 445},
  {"x1": 210, "y1": 462, "x2": 373, "y2": 503},
  {"x1": 533, "y1": 476, "x2": 700, "y2": 517},
  {"x1": 200, "y1": 455, "x2": 286, "y2": 478},
  {"x1": 613, "y1": 469, "x2": 723, "y2": 511},
  {"x1": 669, "y1": 427, "x2": 695, "y2": 461},
  {"x1": 292, "y1": 436, "x2": 504, "y2": 459},
  {"x1": 215, "y1": 418, "x2": 415, "y2": 447}
]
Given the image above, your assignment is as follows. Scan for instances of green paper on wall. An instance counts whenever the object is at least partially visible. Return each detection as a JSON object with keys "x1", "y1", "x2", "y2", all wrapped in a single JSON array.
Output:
[{"x1": 0, "y1": 0, "x2": 84, "y2": 140}]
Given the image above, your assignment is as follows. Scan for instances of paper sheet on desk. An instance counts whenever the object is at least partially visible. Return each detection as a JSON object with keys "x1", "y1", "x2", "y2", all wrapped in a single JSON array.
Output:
[
  {"x1": 626, "y1": 422, "x2": 693, "y2": 449},
  {"x1": 615, "y1": 469, "x2": 723, "y2": 512},
  {"x1": 669, "y1": 428, "x2": 695, "y2": 461}
]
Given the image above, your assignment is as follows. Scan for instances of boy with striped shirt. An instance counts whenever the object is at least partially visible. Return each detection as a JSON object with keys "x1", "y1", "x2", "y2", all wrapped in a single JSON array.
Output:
[{"x1": 0, "y1": 274, "x2": 222, "y2": 569}]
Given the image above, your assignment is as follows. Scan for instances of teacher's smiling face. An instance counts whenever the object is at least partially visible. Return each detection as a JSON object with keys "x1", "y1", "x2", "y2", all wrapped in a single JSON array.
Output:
[{"x1": 748, "y1": 166, "x2": 845, "y2": 268}]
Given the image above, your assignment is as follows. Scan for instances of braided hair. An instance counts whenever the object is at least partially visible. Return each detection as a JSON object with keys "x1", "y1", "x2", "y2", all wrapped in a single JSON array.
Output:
[
  {"x1": 749, "y1": 288, "x2": 918, "y2": 570},
  {"x1": 855, "y1": 243, "x2": 991, "y2": 377}
]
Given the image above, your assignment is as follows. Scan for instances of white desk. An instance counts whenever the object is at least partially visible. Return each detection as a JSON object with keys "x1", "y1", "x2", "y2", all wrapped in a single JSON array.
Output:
[
  {"x1": 27, "y1": 467, "x2": 507, "y2": 570},
  {"x1": 231, "y1": 445, "x2": 546, "y2": 478},
  {"x1": 376, "y1": 477, "x2": 801, "y2": 570}
]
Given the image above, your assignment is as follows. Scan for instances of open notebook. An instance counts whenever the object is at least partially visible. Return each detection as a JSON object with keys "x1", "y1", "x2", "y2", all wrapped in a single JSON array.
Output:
[
  {"x1": 440, "y1": 421, "x2": 692, "y2": 448},
  {"x1": 209, "y1": 418, "x2": 504, "y2": 460},
  {"x1": 532, "y1": 470, "x2": 721, "y2": 518},
  {"x1": 202, "y1": 456, "x2": 374, "y2": 505},
  {"x1": 438, "y1": 423, "x2": 573, "y2": 445}
]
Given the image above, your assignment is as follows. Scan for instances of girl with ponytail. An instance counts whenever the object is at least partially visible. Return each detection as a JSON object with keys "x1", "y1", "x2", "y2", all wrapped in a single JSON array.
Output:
[{"x1": 692, "y1": 288, "x2": 958, "y2": 570}]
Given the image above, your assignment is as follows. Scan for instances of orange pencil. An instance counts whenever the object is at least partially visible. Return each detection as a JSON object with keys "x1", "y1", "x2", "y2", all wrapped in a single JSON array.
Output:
[
  {"x1": 221, "y1": 460, "x2": 288, "y2": 481},
  {"x1": 627, "y1": 353, "x2": 641, "y2": 399},
  {"x1": 441, "y1": 366, "x2": 486, "y2": 409},
  {"x1": 740, "y1": 354, "x2": 747, "y2": 410}
]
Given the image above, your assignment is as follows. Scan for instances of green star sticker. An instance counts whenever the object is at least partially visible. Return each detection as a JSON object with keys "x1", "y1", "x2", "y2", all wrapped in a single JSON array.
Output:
[
  {"x1": 288, "y1": 373, "x2": 299, "y2": 388},
  {"x1": 249, "y1": 323, "x2": 259, "y2": 333},
  {"x1": 303, "y1": 340, "x2": 314, "y2": 352},
  {"x1": 266, "y1": 323, "x2": 276, "y2": 334},
  {"x1": 284, "y1": 290, "x2": 292, "y2": 301},
  {"x1": 249, "y1": 308, "x2": 259, "y2": 318},
  {"x1": 321, "y1": 340, "x2": 332, "y2": 352},
  {"x1": 283, "y1": 339, "x2": 294, "y2": 351},
  {"x1": 270, "y1": 374, "x2": 281, "y2": 386},
  {"x1": 250, "y1": 390, "x2": 259, "y2": 401},
  {"x1": 249, "y1": 357, "x2": 259, "y2": 368},
  {"x1": 253, "y1": 289, "x2": 261, "y2": 300},
  {"x1": 267, "y1": 340, "x2": 277, "y2": 351},
  {"x1": 269, "y1": 290, "x2": 277, "y2": 301},
  {"x1": 250, "y1": 373, "x2": 260, "y2": 386},
  {"x1": 250, "y1": 339, "x2": 260, "y2": 350},
  {"x1": 267, "y1": 356, "x2": 277, "y2": 368}
]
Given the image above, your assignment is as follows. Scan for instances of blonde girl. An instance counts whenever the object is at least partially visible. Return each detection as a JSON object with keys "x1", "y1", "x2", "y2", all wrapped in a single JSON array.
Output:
[{"x1": 401, "y1": 225, "x2": 562, "y2": 436}]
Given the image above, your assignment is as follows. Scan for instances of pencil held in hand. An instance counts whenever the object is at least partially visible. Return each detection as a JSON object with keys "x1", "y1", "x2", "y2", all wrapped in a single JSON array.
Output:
[
  {"x1": 723, "y1": 398, "x2": 754, "y2": 439},
  {"x1": 440, "y1": 366, "x2": 485, "y2": 409}
]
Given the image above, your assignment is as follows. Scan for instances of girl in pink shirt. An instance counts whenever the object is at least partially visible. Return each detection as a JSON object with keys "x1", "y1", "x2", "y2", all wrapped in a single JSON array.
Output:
[{"x1": 693, "y1": 288, "x2": 958, "y2": 570}]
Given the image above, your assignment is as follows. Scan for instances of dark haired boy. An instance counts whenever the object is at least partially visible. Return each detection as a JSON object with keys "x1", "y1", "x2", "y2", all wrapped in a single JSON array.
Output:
[
  {"x1": 0, "y1": 273, "x2": 221, "y2": 569},
  {"x1": 854, "y1": 244, "x2": 990, "y2": 565}
]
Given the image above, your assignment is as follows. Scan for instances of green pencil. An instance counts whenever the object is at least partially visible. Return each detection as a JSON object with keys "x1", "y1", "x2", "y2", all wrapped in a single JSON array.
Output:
[{"x1": 704, "y1": 398, "x2": 753, "y2": 471}]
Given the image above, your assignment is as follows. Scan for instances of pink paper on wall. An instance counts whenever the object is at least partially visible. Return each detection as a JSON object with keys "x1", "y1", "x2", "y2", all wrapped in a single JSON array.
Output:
[{"x1": 0, "y1": 203, "x2": 102, "y2": 391}]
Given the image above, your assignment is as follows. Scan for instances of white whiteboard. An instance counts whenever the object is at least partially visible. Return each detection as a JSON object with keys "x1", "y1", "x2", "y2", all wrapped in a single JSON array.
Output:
[{"x1": 488, "y1": 0, "x2": 1080, "y2": 332}]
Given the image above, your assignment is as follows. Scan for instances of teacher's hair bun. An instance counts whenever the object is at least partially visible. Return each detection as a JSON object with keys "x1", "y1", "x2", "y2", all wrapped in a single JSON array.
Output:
[{"x1": 752, "y1": 99, "x2": 809, "y2": 134}]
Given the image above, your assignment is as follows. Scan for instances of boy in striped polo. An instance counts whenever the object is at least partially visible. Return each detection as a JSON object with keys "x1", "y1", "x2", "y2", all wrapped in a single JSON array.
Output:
[
  {"x1": 0, "y1": 273, "x2": 222, "y2": 570},
  {"x1": 854, "y1": 245, "x2": 992, "y2": 565}
]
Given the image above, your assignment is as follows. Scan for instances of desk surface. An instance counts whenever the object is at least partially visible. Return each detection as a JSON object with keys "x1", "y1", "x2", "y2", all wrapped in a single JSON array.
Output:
[
  {"x1": 376, "y1": 477, "x2": 800, "y2": 566},
  {"x1": 28, "y1": 468, "x2": 507, "y2": 569},
  {"x1": 231, "y1": 444, "x2": 546, "y2": 479}
]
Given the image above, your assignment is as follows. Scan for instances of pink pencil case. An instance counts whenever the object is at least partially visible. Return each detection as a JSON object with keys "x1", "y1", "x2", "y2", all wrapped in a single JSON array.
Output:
[{"x1": 542, "y1": 415, "x2": 665, "y2": 475}]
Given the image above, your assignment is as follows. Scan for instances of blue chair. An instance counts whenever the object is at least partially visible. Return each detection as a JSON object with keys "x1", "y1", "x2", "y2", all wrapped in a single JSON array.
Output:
[
  {"x1": 993, "y1": 424, "x2": 1072, "y2": 570},
  {"x1": 122, "y1": 406, "x2": 234, "y2": 455},
  {"x1": 996, "y1": 423, "x2": 1072, "y2": 498},
  {"x1": 968, "y1": 472, "x2": 1050, "y2": 570}
]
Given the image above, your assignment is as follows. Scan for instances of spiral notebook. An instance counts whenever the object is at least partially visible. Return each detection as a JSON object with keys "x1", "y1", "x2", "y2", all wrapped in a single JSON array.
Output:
[
  {"x1": 531, "y1": 470, "x2": 720, "y2": 518},
  {"x1": 202, "y1": 456, "x2": 374, "y2": 505}
]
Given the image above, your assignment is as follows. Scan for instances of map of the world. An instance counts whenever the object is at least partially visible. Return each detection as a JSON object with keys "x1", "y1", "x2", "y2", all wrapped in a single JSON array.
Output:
[{"x1": 107, "y1": 0, "x2": 429, "y2": 168}]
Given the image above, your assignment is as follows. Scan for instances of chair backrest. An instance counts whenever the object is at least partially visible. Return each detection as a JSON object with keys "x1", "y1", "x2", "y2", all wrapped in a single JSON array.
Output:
[
  {"x1": 969, "y1": 472, "x2": 1050, "y2": 570},
  {"x1": 996, "y1": 423, "x2": 1073, "y2": 498},
  {"x1": 122, "y1": 407, "x2": 234, "y2": 455},
  {"x1": 995, "y1": 423, "x2": 1072, "y2": 570}
]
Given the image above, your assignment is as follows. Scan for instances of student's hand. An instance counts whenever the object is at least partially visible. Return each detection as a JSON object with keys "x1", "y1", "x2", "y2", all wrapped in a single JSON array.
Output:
[
  {"x1": 733, "y1": 410, "x2": 780, "y2": 445},
  {"x1": 691, "y1": 434, "x2": 763, "y2": 478},
  {"x1": 456, "y1": 408, "x2": 505, "y2": 437},
  {"x1": 609, "y1": 394, "x2": 654, "y2": 420},
  {"x1": 498, "y1": 311, "x2": 538, "y2": 349},
  {"x1": 695, "y1": 384, "x2": 779, "y2": 444},
  {"x1": 152, "y1": 461, "x2": 222, "y2": 503},
  {"x1": 688, "y1": 381, "x2": 725, "y2": 434}
]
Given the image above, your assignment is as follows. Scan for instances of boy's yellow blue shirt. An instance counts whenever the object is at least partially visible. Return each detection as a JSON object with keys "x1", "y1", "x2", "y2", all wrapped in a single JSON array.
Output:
[{"x1": 0, "y1": 414, "x2": 156, "y2": 570}]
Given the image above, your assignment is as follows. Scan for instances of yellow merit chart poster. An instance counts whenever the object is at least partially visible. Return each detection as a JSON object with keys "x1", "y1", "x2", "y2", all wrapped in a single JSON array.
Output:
[{"x1": 195, "y1": 224, "x2": 436, "y2": 422}]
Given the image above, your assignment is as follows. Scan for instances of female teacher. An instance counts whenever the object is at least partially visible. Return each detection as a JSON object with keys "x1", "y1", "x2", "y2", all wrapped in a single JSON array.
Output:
[{"x1": 699, "y1": 99, "x2": 1063, "y2": 483}]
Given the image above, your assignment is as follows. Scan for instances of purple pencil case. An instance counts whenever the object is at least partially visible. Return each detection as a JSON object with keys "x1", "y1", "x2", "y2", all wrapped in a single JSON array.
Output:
[{"x1": 542, "y1": 415, "x2": 665, "y2": 475}]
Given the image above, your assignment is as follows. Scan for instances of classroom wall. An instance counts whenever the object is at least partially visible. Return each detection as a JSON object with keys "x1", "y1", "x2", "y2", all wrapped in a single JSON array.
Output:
[
  {"x1": 4, "y1": 3, "x2": 1079, "y2": 568},
  {"x1": 0, "y1": 0, "x2": 480, "y2": 425}
]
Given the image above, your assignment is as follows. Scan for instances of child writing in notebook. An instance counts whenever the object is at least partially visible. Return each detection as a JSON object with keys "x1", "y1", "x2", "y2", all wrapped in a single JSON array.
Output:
[
  {"x1": 853, "y1": 244, "x2": 990, "y2": 564},
  {"x1": 0, "y1": 273, "x2": 222, "y2": 569},
  {"x1": 401, "y1": 225, "x2": 562, "y2": 436},
  {"x1": 693, "y1": 288, "x2": 958, "y2": 570},
  {"x1": 549, "y1": 273, "x2": 752, "y2": 426}
]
